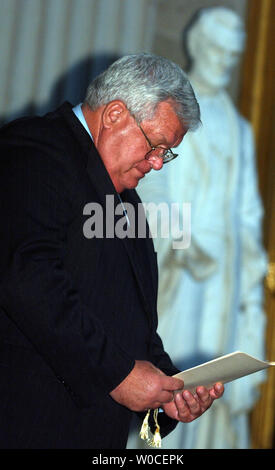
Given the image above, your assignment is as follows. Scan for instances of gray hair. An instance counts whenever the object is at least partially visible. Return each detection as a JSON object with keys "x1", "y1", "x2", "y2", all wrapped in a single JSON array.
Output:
[{"x1": 84, "y1": 53, "x2": 200, "y2": 130}]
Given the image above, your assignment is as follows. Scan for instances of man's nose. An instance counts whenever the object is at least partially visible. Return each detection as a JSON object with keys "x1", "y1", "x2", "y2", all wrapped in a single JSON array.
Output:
[{"x1": 147, "y1": 155, "x2": 164, "y2": 171}]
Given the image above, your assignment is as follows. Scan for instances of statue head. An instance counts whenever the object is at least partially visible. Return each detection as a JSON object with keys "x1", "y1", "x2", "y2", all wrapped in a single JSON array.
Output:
[{"x1": 185, "y1": 7, "x2": 246, "y2": 92}]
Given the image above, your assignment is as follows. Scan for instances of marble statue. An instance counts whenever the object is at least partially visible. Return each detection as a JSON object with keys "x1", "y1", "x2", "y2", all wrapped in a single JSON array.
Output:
[{"x1": 127, "y1": 7, "x2": 267, "y2": 449}]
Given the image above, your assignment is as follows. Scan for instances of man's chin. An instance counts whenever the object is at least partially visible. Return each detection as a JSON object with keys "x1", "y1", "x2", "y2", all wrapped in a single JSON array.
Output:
[{"x1": 125, "y1": 176, "x2": 144, "y2": 190}]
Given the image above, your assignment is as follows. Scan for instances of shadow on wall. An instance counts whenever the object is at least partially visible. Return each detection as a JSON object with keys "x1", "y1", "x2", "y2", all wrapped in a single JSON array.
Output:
[
  {"x1": 180, "y1": 7, "x2": 204, "y2": 73},
  {"x1": 0, "y1": 53, "x2": 119, "y2": 127}
]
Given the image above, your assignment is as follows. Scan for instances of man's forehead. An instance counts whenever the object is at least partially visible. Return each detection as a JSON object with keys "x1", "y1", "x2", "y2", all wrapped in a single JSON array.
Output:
[
  {"x1": 151, "y1": 117, "x2": 187, "y2": 148},
  {"x1": 147, "y1": 100, "x2": 181, "y2": 124},
  {"x1": 142, "y1": 100, "x2": 187, "y2": 142}
]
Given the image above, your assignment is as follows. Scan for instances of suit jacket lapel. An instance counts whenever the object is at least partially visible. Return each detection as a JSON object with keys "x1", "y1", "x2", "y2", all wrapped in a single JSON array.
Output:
[{"x1": 122, "y1": 190, "x2": 158, "y2": 326}]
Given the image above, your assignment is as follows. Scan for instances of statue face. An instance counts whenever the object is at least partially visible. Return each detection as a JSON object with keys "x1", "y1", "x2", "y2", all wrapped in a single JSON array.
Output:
[
  {"x1": 191, "y1": 34, "x2": 242, "y2": 91},
  {"x1": 188, "y1": 8, "x2": 246, "y2": 92}
]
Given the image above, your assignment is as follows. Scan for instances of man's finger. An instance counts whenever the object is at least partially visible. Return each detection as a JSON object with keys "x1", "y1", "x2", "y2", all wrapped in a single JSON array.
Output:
[
  {"x1": 209, "y1": 382, "x2": 224, "y2": 399},
  {"x1": 195, "y1": 387, "x2": 212, "y2": 409},
  {"x1": 158, "y1": 390, "x2": 175, "y2": 404},
  {"x1": 174, "y1": 392, "x2": 195, "y2": 421},
  {"x1": 161, "y1": 376, "x2": 184, "y2": 392},
  {"x1": 182, "y1": 390, "x2": 201, "y2": 415}
]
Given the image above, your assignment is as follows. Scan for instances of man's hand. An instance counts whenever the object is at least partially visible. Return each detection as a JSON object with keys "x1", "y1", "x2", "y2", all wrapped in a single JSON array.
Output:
[
  {"x1": 162, "y1": 383, "x2": 224, "y2": 422},
  {"x1": 110, "y1": 360, "x2": 184, "y2": 412}
]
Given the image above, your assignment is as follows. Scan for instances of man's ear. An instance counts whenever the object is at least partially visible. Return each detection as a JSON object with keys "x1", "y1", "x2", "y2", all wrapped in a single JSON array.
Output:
[{"x1": 102, "y1": 100, "x2": 128, "y2": 129}]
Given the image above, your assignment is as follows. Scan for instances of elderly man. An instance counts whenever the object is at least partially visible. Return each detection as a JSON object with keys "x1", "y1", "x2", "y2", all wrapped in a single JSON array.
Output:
[{"x1": 0, "y1": 53, "x2": 223, "y2": 449}]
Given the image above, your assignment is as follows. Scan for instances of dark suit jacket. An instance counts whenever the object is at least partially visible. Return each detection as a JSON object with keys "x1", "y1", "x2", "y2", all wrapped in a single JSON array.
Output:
[{"x1": 0, "y1": 102, "x2": 179, "y2": 448}]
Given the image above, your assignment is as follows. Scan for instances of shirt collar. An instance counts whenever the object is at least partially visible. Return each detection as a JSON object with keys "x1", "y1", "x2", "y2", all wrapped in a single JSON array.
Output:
[{"x1": 72, "y1": 103, "x2": 93, "y2": 141}]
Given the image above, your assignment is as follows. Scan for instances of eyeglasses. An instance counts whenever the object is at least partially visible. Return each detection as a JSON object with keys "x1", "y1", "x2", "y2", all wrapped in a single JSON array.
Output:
[{"x1": 136, "y1": 121, "x2": 178, "y2": 164}]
